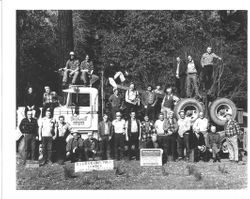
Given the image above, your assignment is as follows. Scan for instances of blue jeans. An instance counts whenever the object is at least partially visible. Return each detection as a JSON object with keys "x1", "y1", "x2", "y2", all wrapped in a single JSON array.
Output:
[{"x1": 42, "y1": 137, "x2": 53, "y2": 162}]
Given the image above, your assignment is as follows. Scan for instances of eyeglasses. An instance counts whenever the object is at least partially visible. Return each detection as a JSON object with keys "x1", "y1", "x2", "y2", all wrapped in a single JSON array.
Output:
[{"x1": 116, "y1": 115, "x2": 121, "y2": 117}]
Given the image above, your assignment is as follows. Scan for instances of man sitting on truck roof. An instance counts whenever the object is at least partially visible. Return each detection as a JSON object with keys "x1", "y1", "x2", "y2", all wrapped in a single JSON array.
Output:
[{"x1": 62, "y1": 51, "x2": 80, "y2": 86}]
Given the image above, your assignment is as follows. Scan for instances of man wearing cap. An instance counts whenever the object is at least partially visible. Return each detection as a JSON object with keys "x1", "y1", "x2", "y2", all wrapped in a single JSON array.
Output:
[
  {"x1": 42, "y1": 86, "x2": 58, "y2": 117},
  {"x1": 125, "y1": 111, "x2": 141, "y2": 160},
  {"x1": 54, "y1": 115, "x2": 71, "y2": 164},
  {"x1": 163, "y1": 111, "x2": 178, "y2": 161},
  {"x1": 98, "y1": 114, "x2": 112, "y2": 160},
  {"x1": 109, "y1": 88, "x2": 122, "y2": 120},
  {"x1": 19, "y1": 110, "x2": 39, "y2": 164},
  {"x1": 201, "y1": 47, "x2": 222, "y2": 91},
  {"x1": 142, "y1": 85, "x2": 157, "y2": 121},
  {"x1": 176, "y1": 110, "x2": 191, "y2": 160},
  {"x1": 66, "y1": 131, "x2": 86, "y2": 162},
  {"x1": 62, "y1": 51, "x2": 80, "y2": 86},
  {"x1": 39, "y1": 109, "x2": 56, "y2": 165},
  {"x1": 112, "y1": 111, "x2": 126, "y2": 160},
  {"x1": 224, "y1": 111, "x2": 241, "y2": 163}
]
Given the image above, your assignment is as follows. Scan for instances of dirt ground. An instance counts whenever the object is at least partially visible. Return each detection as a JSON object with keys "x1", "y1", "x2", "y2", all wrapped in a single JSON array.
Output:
[{"x1": 16, "y1": 156, "x2": 247, "y2": 190}]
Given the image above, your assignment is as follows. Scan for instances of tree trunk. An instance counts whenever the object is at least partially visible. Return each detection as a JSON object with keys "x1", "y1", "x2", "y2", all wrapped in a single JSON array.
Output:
[{"x1": 58, "y1": 10, "x2": 74, "y2": 68}]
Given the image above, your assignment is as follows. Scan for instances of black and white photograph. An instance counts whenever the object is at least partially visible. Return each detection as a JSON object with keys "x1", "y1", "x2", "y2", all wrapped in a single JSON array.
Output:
[{"x1": 1, "y1": 0, "x2": 249, "y2": 195}]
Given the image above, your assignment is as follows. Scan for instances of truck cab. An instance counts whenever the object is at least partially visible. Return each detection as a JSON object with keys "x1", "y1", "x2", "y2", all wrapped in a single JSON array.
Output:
[{"x1": 53, "y1": 85, "x2": 99, "y2": 140}]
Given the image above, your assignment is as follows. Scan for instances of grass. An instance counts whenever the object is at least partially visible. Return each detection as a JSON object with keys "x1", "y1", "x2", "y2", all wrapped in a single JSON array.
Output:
[{"x1": 16, "y1": 156, "x2": 247, "y2": 190}]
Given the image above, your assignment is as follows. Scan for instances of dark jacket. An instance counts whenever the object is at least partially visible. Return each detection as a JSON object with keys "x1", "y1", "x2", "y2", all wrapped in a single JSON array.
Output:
[
  {"x1": 127, "y1": 119, "x2": 141, "y2": 136},
  {"x1": 208, "y1": 132, "x2": 221, "y2": 149},
  {"x1": 24, "y1": 93, "x2": 37, "y2": 107},
  {"x1": 19, "y1": 118, "x2": 38, "y2": 135},
  {"x1": 109, "y1": 94, "x2": 122, "y2": 108},
  {"x1": 84, "y1": 138, "x2": 98, "y2": 151},
  {"x1": 175, "y1": 60, "x2": 187, "y2": 77},
  {"x1": 98, "y1": 121, "x2": 112, "y2": 137},
  {"x1": 189, "y1": 131, "x2": 206, "y2": 149},
  {"x1": 66, "y1": 137, "x2": 84, "y2": 152}
]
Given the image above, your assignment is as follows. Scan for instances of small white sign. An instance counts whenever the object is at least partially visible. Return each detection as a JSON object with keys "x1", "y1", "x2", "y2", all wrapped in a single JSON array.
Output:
[
  {"x1": 75, "y1": 160, "x2": 114, "y2": 172},
  {"x1": 140, "y1": 149, "x2": 163, "y2": 166}
]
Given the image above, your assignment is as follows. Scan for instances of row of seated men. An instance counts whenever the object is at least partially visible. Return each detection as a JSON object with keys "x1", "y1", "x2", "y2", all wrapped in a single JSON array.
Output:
[{"x1": 19, "y1": 105, "x2": 241, "y2": 166}]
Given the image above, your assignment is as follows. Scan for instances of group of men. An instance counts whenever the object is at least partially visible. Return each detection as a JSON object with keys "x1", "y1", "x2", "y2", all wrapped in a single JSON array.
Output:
[
  {"x1": 19, "y1": 46, "x2": 243, "y2": 166},
  {"x1": 19, "y1": 105, "x2": 241, "y2": 165},
  {"x1": 175, "y1": 46, "x2": 222, "y2": 98}
]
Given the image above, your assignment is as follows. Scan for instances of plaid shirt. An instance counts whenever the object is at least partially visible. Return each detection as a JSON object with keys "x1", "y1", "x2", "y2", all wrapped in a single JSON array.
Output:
[
  {"x1": 224, "y1": 120, "x2": 241, "y2": 137},
  {"x1": 43, "y1": 92, "x2": 58, "y2": 104},
  {"x1": 141, "y1": 121, "x2": 155, "y2": 141},
  {"x1": 163, "y1": 118, "x2": 178, "y2": 135},
  {"x1": 19, "y1": 118, "x2": 38, "y2": 135}
]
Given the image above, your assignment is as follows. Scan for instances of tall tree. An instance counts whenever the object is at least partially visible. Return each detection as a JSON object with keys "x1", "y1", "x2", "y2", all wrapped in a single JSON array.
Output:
[{"x1": 58, "y1": 10, "x2": 74, "y2": 68}]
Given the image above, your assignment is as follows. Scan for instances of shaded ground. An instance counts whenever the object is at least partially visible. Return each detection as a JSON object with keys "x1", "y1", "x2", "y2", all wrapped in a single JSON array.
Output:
[{"x1": 16, "y1": 156, "x2": 247, "y2": 190}]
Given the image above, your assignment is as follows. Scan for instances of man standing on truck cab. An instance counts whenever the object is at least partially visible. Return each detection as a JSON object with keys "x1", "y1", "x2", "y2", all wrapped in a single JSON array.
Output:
[
  {"x1": 201, "y1": 47, "x2": 222, "y2": 91},
  {"x1": 39, "y1": 109, "x2": 56, "y2": 165},
  {"x1": 19, "y1": 110, "x2": 39, "y2": 165},
  {"x1": 112, "y1": 111, "x2": 126, "y2": 160},
  {"x1": 98, "y1": 114, "x2": 112, "y2": 160},
  {"x1": 62, "y1": 51, "x2": 80, "y2": 86},
  {"x1": 224, "y1": 111, "x2": 241, "y2": 163},
  {"x1": 42, "y1": 86, "x2": 58, "y2": 117},
  {"x1": 109, "y1": 88, "x2": 122, "y2": 120}
]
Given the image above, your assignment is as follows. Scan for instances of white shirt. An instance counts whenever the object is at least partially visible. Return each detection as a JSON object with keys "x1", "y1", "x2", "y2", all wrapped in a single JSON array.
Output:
[
  {"x1": 112, "y1": 119, "x2": 126, "y2": 134},
  {"x1": 39, "y1": 117, "x2": 55, "y2": 137},
  {"x1": 104, "y1": 123, "x2": 109, "y2": 135},
  {"x1": 126, "y1": 119, "x2": 140, "y2": 133},
  {"x1": 177, "y1": 117, "x2": 191, "y2": 137},
  {"x1": 193, "y1": 117, "x2": 209, "y2": 132},
  {"x1": 154, "y1": 120, "x2": 165, "y2": 135},
  {"x1": 57, "y1": 122, "x2": 71, "y2": 137},
  {"x1": 187, "y1": 61, "x2": 197, "y2": 74}
]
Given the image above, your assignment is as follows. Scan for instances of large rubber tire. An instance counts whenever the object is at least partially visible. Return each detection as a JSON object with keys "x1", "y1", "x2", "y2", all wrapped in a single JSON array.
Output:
[
  {"x1": 174, "y1": 98, "x2": 204, "y2": 123},
  {"x1": 209, "y1": 98, "x2": 237, "y2": 126}
]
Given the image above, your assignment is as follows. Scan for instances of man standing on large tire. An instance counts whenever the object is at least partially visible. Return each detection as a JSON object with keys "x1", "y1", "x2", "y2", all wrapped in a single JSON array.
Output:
[{"x1": 200, "y1": 46, "x2": 222, "y2": 91}]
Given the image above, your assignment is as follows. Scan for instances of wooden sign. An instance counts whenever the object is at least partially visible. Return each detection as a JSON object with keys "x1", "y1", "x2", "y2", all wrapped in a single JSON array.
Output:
[
  {"x1": 140, "y1": 149, "x2": 163, "y2": 166},
  {"x1": 75, "y1": 160, "x2": 114, "y2": 172},
  {"x1": 25, "y1": 160, "x2": 40, "y2": 168}
]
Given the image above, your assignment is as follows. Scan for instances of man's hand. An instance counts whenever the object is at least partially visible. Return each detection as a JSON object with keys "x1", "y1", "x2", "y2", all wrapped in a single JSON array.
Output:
[
  {"x1": 209, "y1": 148, "x2": 212, "y2": 153},
  {"x1": 167, "y1": 130, "x2": 173, "y2": 135},
  {"x1": 52, "y1": 136, "x2": 57, "y2": 140},
  {"x1": 109, "y1": 136, "x2": 112, "y2": 140},
  {"x1": 144, "y1": 105, "x2": 147, "y2": 109},
  {"x1": 126, "y1": 136, "x2": 129, "y2": 141},
  {"x1": 176, "y1": 74, "x2": 179, "y2": 79},
  {"x1": 66, "y1": 152, "x2": 70, "y2": 157},
  {"x1": 39, "y1": 137, "x2": 42, "y2": 141},
  {"x1": 138, "y1": 136, "x2": 141, "y2": 141},
  {"x1": 73, "y1": 147, "x2": 77, "y2": 153},
  {"x1": 35, "y1": 136, "x2": 39, "y2": 140},
  {"x1": 92, "y1": 150, "x2": 96, "y2": 154}
]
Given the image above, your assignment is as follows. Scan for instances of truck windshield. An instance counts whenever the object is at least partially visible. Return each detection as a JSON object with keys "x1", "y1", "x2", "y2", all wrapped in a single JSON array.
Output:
[{"x1": 69, "y1": 93, "x2": 90, "y2": 107}]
